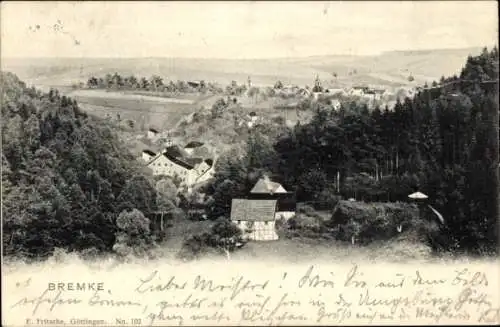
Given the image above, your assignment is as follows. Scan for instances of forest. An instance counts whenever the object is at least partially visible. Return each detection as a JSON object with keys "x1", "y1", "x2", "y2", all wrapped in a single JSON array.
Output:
[
  {"x1": 1, "y1": 72, "x2": 172, "y2": 259},
  {"x1": 207, "y1": 47, "x2": 499, "y2": 255}
]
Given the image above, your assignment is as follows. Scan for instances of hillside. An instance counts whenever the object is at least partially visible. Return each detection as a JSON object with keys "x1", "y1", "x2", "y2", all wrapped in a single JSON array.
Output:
[
  {"x1": 1, "y1": 72, "x2": 166, "y2": 259},
  {"x1": 2, "y1": 47, "x2": 485, "y2": 90}
]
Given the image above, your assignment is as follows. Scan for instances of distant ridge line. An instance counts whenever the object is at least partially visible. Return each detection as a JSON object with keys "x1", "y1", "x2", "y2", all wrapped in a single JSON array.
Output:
[{"x1": 1, "y1": 46, "x2": 492, "y2": 61}]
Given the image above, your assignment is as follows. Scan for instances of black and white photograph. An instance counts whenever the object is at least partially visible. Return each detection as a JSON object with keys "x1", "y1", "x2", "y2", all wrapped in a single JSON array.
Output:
[{"x1": 1, "y1": 1, "x2": 499, "y2": 326}]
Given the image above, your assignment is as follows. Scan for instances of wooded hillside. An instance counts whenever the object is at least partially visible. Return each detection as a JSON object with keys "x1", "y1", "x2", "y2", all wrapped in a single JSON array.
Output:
[{"x1": 1, "y1": 72, "x2": 164, "y2": 259}]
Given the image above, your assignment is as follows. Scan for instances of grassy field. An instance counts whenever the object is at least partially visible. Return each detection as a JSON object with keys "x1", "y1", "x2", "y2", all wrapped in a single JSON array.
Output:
[
  {"x1": 122, "y1": 215, "x2": 471, "y2": 265},
  {"x1": 70, "y1": 90, "x2": 203, "y2": 131}
]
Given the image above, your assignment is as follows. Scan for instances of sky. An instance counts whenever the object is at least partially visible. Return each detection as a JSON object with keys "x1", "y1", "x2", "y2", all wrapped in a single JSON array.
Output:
[{"x1": 1, "y1": 1, "x2": 498, "y2": 59}]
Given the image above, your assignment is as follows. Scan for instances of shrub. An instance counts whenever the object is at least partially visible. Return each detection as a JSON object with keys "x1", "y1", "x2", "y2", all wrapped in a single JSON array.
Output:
[
  {"x1": 329, "y1": 200, "x2": 420, "y2": 245},
  {"x1": 113, "y1": 209, "x2": 155, "y2": 258},
  {"x1": 297, "y1": 204, "x2": 316, "y2": 215},
  {"x1": 315, "y1": 188, "x2": 341, "y2": 210},
  {"x1": 116, "y1": 208, "x2": 150, "y2": 236},
  {"x1": 178, "y1": 217, "x2": 245, "y2": 260}
]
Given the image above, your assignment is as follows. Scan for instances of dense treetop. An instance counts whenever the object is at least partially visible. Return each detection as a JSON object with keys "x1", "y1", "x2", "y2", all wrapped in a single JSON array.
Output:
[{"x1": 2, "y1": 72, "x2": 162, "y2": 258}]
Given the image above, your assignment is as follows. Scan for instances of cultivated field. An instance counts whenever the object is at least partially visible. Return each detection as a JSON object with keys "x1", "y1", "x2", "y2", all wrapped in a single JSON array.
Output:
[{"x1": 69, "y1": 89, "x2": 205, "y2": 131}]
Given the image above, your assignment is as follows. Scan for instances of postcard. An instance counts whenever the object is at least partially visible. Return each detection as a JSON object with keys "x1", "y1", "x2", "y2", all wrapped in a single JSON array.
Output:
[{"x1": 1, "y1": 1, "x2": 499, "y2": 326}]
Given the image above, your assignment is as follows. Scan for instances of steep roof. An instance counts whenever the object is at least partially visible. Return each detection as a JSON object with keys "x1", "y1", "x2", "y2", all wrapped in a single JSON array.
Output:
[
  {"x1": 250, "y1": 177, "x2": 287, "y2": 194},
  {"x1": 185, "y1": 157, "x2": 204, "y2": 166},
  {"x1": 142, "y1": 149, "x2": 156, "y2": 156},
  {"x1": 146, "y1": 144, "x2": 209, "y2": 170},
  {"x1": 162, "y1": 152, "x2": 195, "y2": 170},
  {"x1": 230, "y1": 199, "x2": 277, "y2": 222},
  {"x1": 164, "y1": 145, "x2": 191, "y2": 158}
]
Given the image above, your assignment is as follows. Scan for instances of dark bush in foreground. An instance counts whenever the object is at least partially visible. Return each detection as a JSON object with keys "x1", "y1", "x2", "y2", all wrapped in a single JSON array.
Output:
[
  {"x1": 327, "y1": 200, "x2": 434, "y2": 245},
  {"x1": 178, "y1": 217, "x2": 245, "y2": 260}
]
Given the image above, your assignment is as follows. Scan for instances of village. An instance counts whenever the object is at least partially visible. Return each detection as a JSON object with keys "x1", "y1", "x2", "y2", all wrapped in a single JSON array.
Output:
[{"x1": 134, "y1": 74, "x2": 429, "y2": 243}]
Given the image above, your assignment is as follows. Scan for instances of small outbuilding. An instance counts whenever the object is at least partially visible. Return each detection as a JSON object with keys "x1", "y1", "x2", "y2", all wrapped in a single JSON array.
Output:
[{"x1": 230, "y1": 199, "x2": 279, "y2": 241}]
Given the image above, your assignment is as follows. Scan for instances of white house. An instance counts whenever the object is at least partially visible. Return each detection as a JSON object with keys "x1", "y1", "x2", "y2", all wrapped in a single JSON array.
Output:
[
  {"x1": 147, "y1": 128, "x2": 159, "y2": 139},
  {"x1": 230, "y1": 199, "x2": 279, "y2": 241},
  {"x1": 348, "y1": 86, "x2": 368, "y2": 97},
  {"x1": 142, "y1": 150, "x2": 156, "y2": 162},
  {"x1": 146, "y1": 146, "x2": 214, "y2": 187}
]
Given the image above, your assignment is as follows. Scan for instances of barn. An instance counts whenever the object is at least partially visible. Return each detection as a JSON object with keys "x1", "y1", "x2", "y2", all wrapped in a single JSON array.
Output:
[{"x1": 230, "y1": 199, "x2": 279, "y2": 241}]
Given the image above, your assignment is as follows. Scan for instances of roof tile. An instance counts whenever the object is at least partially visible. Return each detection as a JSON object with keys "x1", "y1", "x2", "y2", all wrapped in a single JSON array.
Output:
[{"x1": 230, "y1": 199, "x2": 277, "y2": 222}]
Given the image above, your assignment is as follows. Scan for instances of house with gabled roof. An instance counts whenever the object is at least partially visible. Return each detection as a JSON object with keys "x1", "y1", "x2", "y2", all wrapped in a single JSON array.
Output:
[
  {"x1": 230, "y1": 176, "x2": 295, "y2": 241},
  {"x1": 146, "y1": 145, "x2": 214, "y2": 187},
  {"x1": 230, "y1": 199, "x2": 279, "y2": 241},
  {"x1": 250, "y1": 175, "x2": 287, "y2": 194}
]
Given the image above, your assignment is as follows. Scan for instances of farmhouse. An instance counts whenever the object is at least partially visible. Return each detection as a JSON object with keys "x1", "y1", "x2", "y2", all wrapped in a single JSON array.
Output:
[
  {"x1": 142, "y1": 149, "x2": 156, "y2": 162},
  {"x1": 146, "y1": 146, "x2": 213, "y2": 187},
  {"x1": 230, "y1": 199, "x2": 279, "y2": 241},
  {"x1": 147, "y1": 128, "x2": 159, "y2": 139}
]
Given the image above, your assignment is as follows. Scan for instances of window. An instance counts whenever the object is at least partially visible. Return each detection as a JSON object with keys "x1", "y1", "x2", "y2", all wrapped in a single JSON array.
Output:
[
  {"x1": 265, "y1": 221, "x2": 269, "y2": 225},
  {"x1": 237, "y1": 220, "x2": 241, "y2": 224}
]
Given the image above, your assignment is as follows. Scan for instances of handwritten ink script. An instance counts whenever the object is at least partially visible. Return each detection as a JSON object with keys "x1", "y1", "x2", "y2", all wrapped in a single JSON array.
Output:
[{"x1": 4, "y1": 262, "x2": 499, "y2": 326}]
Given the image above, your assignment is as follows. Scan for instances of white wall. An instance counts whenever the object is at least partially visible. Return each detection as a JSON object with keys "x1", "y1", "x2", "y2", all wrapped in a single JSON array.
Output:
[
  {"x1": 148, "y1": 155, "x2": 197, "y2": 185},
  {"x1": 274, "y1": 185, "x2": 288, "y2": 193},
  {"x1": 194, "y1": 165, "x2": 214, "y2": 184},
  {"x1": 142, "y1": 152, "x2": 154, "y2": 162},
  {"x1": 234, "y1": 220, "x2": 279, "y2": 241}
]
